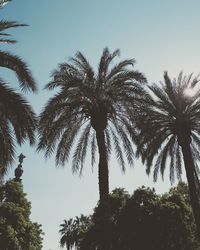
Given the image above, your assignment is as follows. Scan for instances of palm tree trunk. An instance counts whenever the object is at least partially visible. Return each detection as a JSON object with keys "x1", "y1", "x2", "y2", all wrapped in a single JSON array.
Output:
[
  {"x1": 95, "y1": 129, "x2": 111, "y2": 250},
  {"x1": 181, "y1": 142, "x2": 200, "y2": 237}
]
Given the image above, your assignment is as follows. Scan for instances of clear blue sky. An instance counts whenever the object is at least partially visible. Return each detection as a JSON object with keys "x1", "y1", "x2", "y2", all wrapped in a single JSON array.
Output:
[{"x1": 2, "y1": 1, "x2": 200, "y2": 249}]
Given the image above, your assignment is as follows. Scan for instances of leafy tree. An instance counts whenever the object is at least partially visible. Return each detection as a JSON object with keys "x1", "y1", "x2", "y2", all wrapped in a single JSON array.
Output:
[
  {"x1": 60, "y1": 184, "x2": 199, "y2": 250},
  {"x1": 0, "y1": 0, "x2": 37, "y2": 177},
  {"x1": 0, "y1": 180, "x2": 43, "y2": 249},
  {"x1": 38, "y1": 48, "x2": 146, "y2": 249},
  {"x1": 135, "y1": 72, "x2": 200, "y2": 235},
  {"x1": 113, "y1": 186, "x2": 198, "y2": 250}
]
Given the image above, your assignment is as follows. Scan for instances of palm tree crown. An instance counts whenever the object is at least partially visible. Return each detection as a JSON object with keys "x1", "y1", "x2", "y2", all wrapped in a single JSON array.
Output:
[
  {"x1": 0, "y1": 1, "x2": 37, "y2": 176},
  {"x1": 137, "y1": 72, "x2": 200, "y2": 182},
  {"x1": 135, "y1": 71, "x2": 200, "y2": 234},
  {"x1": 38, "y1": 48, "x2": 146, "y2": 172}
]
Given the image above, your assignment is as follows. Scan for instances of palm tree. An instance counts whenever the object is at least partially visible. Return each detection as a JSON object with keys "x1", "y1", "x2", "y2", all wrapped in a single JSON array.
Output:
[
  {"x1": 60, "y1": 219, "x2": 76, "y2": 250},
  {"x1": 0, "y1": 1, "x2": 37, "y2": 176},
  {"x1": 38, "y1": 48, "x2": 146, "y2": 250},
  {"x1": 59, "y1": 215, "x2": 92, "y2": 250},
  {"x1": 135, "y1": 71, "x2": 200, "y2": 235}
]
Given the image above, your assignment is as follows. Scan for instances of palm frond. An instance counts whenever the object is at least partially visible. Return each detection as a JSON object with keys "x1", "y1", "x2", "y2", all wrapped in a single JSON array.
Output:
[
  {"x1": 91, "y1": 131, "x2": 97, "y2": 168},
  {"x1": 0, "y1": 51, "x2": 37, "y2": 92},
  {"x1": 151, "y1": 136, "x2": 174, "y2": 182},
  {"x1": 112, "y1": 119, "x2": 134, "y2": 167},
  {"x1": 110, "y1": 127, "x2": 125, "y2": 172},
  {"x1": 55, "y1": 121, "x2": 82, "y2": 166},
  {"x1": 0, "y1": 1, "x2": 11, "y2": 9},
  {"x1": 0, "y1": 119, "x2": 14, "y2": 176},
  {"x1": 0, "y1": 80, "x2": 36, "y2": 174},
  {"x1": 0, "y1": 38, "x2": 16, "y2": 43},
  {"x1": 0, "y1": 20, "x2": 27, "y2": 31},
  {"x1": 72, "y1": 123, "x2": 91, "y2": 174},
  {"x1": 106, "y1": 59, "x2": 136, "y2": 82},
  {"x1": 105, "y1": 127, "x2": 112, "y2": 161},
  {"x1": 98, "y1": 47, "x2": 120, "y2": 83}
]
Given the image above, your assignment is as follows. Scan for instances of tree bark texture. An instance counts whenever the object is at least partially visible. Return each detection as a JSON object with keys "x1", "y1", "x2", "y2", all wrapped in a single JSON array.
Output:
[
  {"x1": 181, "y1": 142, "x2": 200, "y2": 237},
  {"x1": 96, "y1": 129, "x2": 111, "y2": 250}
]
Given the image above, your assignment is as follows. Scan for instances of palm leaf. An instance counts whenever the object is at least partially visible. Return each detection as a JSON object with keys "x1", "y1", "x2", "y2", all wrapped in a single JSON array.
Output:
[{"x1": 0, "y1": 51, "x2": 37, "y2": 92}]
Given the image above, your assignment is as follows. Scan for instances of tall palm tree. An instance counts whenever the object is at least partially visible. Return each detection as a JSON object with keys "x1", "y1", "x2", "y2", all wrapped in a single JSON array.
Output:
[
  {"x1": 38, "y1": 48, "x2": 146, "y2": 250},
  {"x1": 135, "y1": 71, "x2": 200, "y2": 235},
  {"x1": 0, "y1": 0, "x2": 37, "y2": 176}
]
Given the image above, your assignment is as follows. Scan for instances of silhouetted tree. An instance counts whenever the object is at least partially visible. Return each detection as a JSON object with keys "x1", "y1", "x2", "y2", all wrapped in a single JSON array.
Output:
[
  {"x1": 60, "y1": 184, "x2": 199, "y2": 250},
  {"x1": 0, "y1": 1, "x2": 37, "y2": 177},
  {"x1": 135, "y1": 72, "x2": 200, "y2": 235},
  {"x1": 59, "y1": 215, "x2": 92, "y2": 250},
  {"x1": 0, "y1": 180, "x2": 43, "y2": 249},
  {"x1": 38, "y1": 48, "x2": 146, "y2": 249},
  {"x1": 113, "y1": 186, "x2": 197, "y2": 250}
]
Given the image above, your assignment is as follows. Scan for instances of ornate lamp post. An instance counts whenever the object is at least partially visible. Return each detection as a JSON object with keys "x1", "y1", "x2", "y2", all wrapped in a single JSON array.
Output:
[{"x1": 14, "y1": 153, "x2": 26, "y2": 182}]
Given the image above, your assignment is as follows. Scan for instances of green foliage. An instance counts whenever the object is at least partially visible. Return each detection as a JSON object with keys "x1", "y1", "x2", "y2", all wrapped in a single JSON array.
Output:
[
  {"x1": 0, "y1": 180, "x2": 43, "y2": 250},
  {"x1": 60, "y1": 183, "x2": 200, "y2": 250}
]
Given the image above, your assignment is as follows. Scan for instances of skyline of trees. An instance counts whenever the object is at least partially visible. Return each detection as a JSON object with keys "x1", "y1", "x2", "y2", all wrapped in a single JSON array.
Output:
[
  {"x1": 1, "y1": 1, "x2": 200, "y2": 249},
  {"x1": 59, "y1": 183, "x2": 200, "y2": 250}
]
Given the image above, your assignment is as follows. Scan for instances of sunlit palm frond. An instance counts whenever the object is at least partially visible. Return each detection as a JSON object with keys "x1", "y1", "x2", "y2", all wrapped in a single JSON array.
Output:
[
  {"x1": 136, "y1": 72, "x2": 200, "y2": 185},
  {"x1": 0, "y1": 0, "x2": 11, "y2": 9}
]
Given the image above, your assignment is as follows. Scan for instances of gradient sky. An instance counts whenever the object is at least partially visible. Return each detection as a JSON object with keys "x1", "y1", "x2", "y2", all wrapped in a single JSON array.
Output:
[{"x1": 2, "y1": 1, "x2": 200, "y2": 249}]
